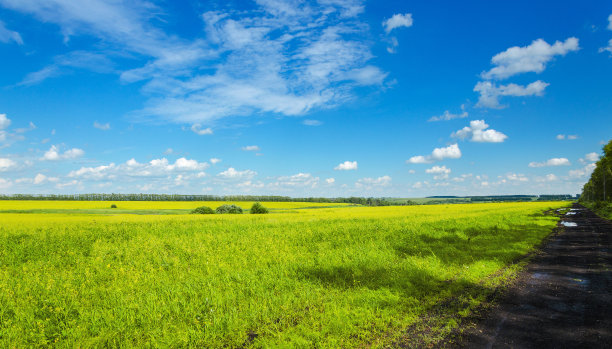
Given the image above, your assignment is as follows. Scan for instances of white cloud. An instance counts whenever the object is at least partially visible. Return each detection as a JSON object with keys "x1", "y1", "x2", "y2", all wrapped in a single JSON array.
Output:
[
  {"x1": 425, "y1": 165, "x2": 451, "y2": 174},
  {"x1": 242, "y1": 145, "x2": 260, "y2": 151},
  {"x1": 93, "y1": 121, "x2": 110, "y2": 130},
  {"x1": 33, "y1": 173, "x2": 59, "y2": 185},
  {"x1": 191, "y1": 124, "x2": 213, "y2": 135},
  {"x1": 580, "y1": 152, "x2": 599, "y2": 163},
  {"x1": 0, "y1": 114, "x2": 11, "y2": 129},
  {"x1": 217, "y1": 167, "x2": 257, "y2": 180},
  {"x1": 535, "y1": 174, "x2": 558, "y2": 182},
  {"x1": 481, "y1": 38, "x2": 579, "y2": 80},
  {"x1": 19, "y1": 51, "x2": 115, "y2": 86},
  {"x1": 210, "y1": 158, "x2": 221, "y2": 165},
  {"x1": 474, "y1": 80, "x2": 549, "y2": 109},
  {"x1": 6, "y1": 0, "x2": 386, "y2": 125},
  {"x1": 355, "y1": 175, "x2": 391, "y2": 188},
  {"x1": 334, "y1": 160, "x2": 358, "y2": 170},
  {"x1": 40, "y1": 145, "x2": 85, "y2": 161},
  {"x1": 569, "y1": 163, "x2": 596, "y2": 179},
  {"x1": 164, "y1": 148, "x2": 173, "y2": 155},
  {"x1": 506, "y1": 173, "x2": 528, "y2": 182},
  {"x1": 326, "y1": 177, "x2": 335, "y2": 184},
  {"x1": 408, "y1": 169, "x2": 415, "y2": 174},
  {"x1": 428, "y1": 109, "x2": 468, "y2": 122},
  {"x1": 556, "y1": 134, "x2": 578, "y2": 140},
  {"x1": 271, "y1": 173, "x2": 319, "y2": 189},
  {"x1": 608, "y1": 14, "x2": 612, "y2": 31},
  {"x1": 0, "y1": 158, "x2": 16, "y2": 172},
  {"x1": 407, "y1": 143, "x2": 462, "y2": 164},
  {"x1": 600, "y1": 39, "x2": 612, "y2": 55},
  {"x1": 382, "y1": 13, "x2": 413, "y2": 34},
  {"x1": 0, "y1": 20, "x2": 23, "y2": 45},
  {"x1": 452, "y1": 120, "x2": 507, "y2": 143},
  {"x1": 69, "y1": 157, "x2": 209, "y2": 180},
  {"x1": 0, "y1": 177, "x2": 12, "y2": 189},
  {"x1": 302, "y1": 119, "x2": 323, "y2": 126},
  {"x1": 426, "y1": 165, "x2": 451, "y2": 180},
  {"x1": 528, "y1": 157, "x2": 571, "y2": 167}
]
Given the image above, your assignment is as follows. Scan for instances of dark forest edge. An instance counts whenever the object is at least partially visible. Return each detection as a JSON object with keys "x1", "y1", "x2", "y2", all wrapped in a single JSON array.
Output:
[{"x1": 579, "y1": 139, "x2": 612, "y2": 219}]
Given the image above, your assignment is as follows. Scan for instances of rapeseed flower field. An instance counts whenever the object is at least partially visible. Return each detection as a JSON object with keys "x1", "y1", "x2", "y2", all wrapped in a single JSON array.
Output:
[{"x1": 0, "y1": 201, "x2": 566, "y2": 347}]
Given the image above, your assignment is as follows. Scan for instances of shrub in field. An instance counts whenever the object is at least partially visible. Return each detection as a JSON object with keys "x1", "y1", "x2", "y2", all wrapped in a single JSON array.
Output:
[
  {"x1": 250, "y1": 202, "x2": 269, "y2": 214},
  {"x1": 110, "y1": 204, "x2": 117, "y2": 208},
  {"x1": 215, "y1": 204, "x2": 243, "y2": 214},
  {"x1": 191, "y1": 206, "x2": 215, "y2": 214}
]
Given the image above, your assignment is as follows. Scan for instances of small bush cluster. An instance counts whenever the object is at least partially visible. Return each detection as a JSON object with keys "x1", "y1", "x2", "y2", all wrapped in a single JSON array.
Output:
[
  {"x1": 191, "y1": 206, "x2": 215, "y2": 214},
  {"x1": 215, "y1": 204, "x2": 243, "y2": 214},
  {"x1": 110, "y1": 204, "x2": 117, "y2": 208},
  {"x1": 250, "y1": 202, "x2": 269, "y2": 214}
]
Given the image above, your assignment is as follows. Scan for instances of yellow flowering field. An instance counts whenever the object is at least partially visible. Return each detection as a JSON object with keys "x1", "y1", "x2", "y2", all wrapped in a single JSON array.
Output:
[{"x1": 0, "y1": 201, "x2": 567, "y2": 347}]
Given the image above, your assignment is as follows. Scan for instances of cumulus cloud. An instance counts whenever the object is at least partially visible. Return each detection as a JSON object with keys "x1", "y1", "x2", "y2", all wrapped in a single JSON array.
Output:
[
  {"x1": 474, "y1": 80, "x2": 549, "y2": 109},
  {"x1": 242, "y1": 145, "x2": 260, "y2": 151},
  {"x1": 326, "y1": 177, "x2": 335, "y2": 184},
  {"x1": 581, "y1": 152, "x2": 600, "y2": 163},
  {"x1": 608, "y1": 14, "x2": 612, "y2": 31},
  {"x1": 217, "y1": 167, "x2": 257, "y2": 180},
  {"x1": 528, "y1": 157, "x2": 571, "y2": 167},
  {"x1": 426, "y1": 165, "x2": 451, "y2": 180},
  {"x1": 506, "y1": 173, "x2": 528, "y2": 182},
  {"x1": 452, "y1": 120, "x2": 507, "y2": 143},
  {"x1": 407, "y1": 144, "x2": 461, "y2": 164},
  {"x1": 481, "y1": 38, "x2": 579, "y2": 80},
  {"x1": 41, "y1": 145, "x2": 85, "y2": 161},
  {"x1": 569, "y1": 163, "x2": 596, "y2": 179},
  {"x1": 271, "y1": 173, "x2": 319, "y2": 189},
  {"x1": 33, "y1": 173, "x2": 59, "y2": 185},
  {"x1": 0, "y1": 158, "x2": 16, "y2": 172},
  {"x1": 0, "y1": 114, "x2": 11, "y2": 129},
  {"x1": 355, "y1": 175, "x2": 391, "y2": 188},
  {"x1": 334, "y1": 160, "x2": 358, "y2": 170},
  {"x1": 191, "y1": 124, "x2": 213, "y2": 135},
  {"x1": 93, "y1": 121, "x2": 110, "y2": 130},
  {"x1": 382, "y1": 13, "x2": 413, "y2": 34},
  {"x1": 69, "y1": 157, "x2": 209, "y2": 180},
  {"x1": 210, "y1": 158, "x2": 221, "y2": 165},
  {"x1": 0, "y1": 20, "x2": 23, "y2": 45}
]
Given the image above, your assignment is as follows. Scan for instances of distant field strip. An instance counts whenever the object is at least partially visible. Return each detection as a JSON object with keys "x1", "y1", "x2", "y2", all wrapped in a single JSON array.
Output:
[{"x1": 0, "y1": 202, "x2": 566, "y2": 347}]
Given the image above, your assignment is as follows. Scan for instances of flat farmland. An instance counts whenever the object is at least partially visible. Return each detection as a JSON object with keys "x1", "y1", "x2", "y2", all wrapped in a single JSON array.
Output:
[{"x1": 0, "y1": 201, "x2": 567, "y2": 347}]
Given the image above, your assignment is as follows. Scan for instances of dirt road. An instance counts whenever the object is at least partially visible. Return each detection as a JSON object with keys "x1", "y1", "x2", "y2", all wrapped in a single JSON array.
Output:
[{"x1": 453, "y1": 204, "x2": 612, "y2": 348}]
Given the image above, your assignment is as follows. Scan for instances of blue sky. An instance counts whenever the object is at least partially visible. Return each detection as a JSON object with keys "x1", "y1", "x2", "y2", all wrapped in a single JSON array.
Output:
[{"x1": 0, "y1": 0, "x2": 611, "y2": 197}]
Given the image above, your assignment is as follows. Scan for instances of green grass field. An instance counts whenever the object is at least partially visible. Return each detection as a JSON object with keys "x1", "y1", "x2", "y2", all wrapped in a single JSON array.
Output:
[{"x1": 0, "y1": 201, "x2": 567, "y2": 347}]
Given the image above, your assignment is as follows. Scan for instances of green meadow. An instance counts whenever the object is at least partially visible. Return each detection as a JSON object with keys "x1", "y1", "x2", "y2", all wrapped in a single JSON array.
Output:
[{"x1": 0, "y1": 201, "x2": 566, "y2": 347}]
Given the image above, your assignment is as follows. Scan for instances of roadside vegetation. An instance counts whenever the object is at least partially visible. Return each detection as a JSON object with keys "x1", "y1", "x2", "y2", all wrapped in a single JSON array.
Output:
[
  {"x1": 0, "y1": 201, "x2": 566, "y2": 347},
  {"x1": 579, "y1": 139, "x2": 611, "y2": 219}
]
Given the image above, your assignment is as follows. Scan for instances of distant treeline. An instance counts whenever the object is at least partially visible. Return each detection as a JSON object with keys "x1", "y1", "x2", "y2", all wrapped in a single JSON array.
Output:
[
  {"x1": 426, "y1": 195, "x2": 577, "y2": 202},
  {"x1": 580, "y1": 139, "x2": 611, "y2": 203},
  {"x1": 0, "y1": 193, "x2": 578, "y2": 206},
  {"x1": 0, "y1": 194, "x2": 394, "y2": 206}
]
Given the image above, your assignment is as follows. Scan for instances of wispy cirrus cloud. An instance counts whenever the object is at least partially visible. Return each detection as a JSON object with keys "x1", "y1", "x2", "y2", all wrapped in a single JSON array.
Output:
[
  {"x1": 4, "y1": 0, "x2": 386, "y2": 127},
  {"x1": 0, "y1": 20, "x2": 22, "y2": 45}
]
